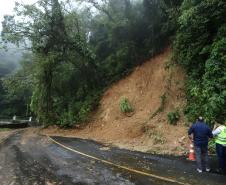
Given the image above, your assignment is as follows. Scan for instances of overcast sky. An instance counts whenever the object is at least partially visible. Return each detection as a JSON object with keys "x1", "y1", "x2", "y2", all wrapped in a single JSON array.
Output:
[{"x1": 0, "y1": 0, "x2": 37, "y2": 31}]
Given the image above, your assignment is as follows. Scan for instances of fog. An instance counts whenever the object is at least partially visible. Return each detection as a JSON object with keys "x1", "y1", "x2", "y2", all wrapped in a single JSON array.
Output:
[
  {"x1": 0, "y1": 42, "x2": 24, "y2": 76},
  {"x1": 0, "y1": 0, "x2": 35, "y2": 76}
]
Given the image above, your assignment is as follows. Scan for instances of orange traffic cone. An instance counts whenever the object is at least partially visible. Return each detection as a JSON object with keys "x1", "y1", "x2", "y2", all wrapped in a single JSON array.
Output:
[{"x1": 187, "y1": 143, "x2": 196, "y2": 161}]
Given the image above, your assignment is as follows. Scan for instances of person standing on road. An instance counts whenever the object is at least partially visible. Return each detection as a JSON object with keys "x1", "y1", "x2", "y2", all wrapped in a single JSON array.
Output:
[
  {"x1": 212, "y1": 121, "x2": 226, "y2": 174},
  {"x1": 188, "y1": 116, "x2": 213, "y2": 173}
]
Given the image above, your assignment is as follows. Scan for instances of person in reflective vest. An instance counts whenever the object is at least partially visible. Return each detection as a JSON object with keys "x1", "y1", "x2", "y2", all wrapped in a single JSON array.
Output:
[{"x1": 212, "y1": 121, "x2": 226, "y2": 174}]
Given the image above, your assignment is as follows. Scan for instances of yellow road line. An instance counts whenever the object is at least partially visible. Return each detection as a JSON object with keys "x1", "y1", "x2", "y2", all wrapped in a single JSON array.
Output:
[{"x1": 47, "y1": 135, "x2": 190, "y2": 185}]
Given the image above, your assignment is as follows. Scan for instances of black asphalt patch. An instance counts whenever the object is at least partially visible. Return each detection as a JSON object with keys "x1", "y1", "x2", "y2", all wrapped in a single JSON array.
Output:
[{"x1": 51, "y1": 136, "x2": 226, "y2": 185}]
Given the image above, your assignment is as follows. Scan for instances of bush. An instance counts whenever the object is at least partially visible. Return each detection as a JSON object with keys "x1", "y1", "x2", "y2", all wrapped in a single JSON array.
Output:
[
  {"x1": 119, "y1": 97, "x2": 133, "y2": 113},
  {"x1": 208, "y1": 139, "x2": 216, "y2": 154},
  {"x1": 173, "y1": 0, "x2": 226, "y2": 125},
  {"x1": 55, "y1": 91, "x2": 101, "y2": 128},
  {"x1": 167, "y1": 110, "x2": 180, "y2": 125},
  {"x1": 57, "y1": 111, "x2": 75, "y2": 128}
]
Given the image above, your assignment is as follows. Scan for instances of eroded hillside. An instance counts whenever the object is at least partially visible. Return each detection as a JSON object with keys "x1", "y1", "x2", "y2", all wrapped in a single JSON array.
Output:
[{"x1": 44, "y1": 48, "x2": 189, "y2": 155}]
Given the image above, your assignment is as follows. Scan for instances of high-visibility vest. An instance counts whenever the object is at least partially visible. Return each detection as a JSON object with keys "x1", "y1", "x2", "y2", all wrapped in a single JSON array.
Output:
[{"x1": 215, "y1": 125, "x2": 226, "y2": 145}]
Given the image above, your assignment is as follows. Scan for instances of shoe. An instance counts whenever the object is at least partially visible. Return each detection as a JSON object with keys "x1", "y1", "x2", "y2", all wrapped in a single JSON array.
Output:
[
  {"x1": 205, "y1": 168, "x2": 211, "y2": 172},
  {"x1": 197, "y1": 168, "x2": 202, "y2": 173}
]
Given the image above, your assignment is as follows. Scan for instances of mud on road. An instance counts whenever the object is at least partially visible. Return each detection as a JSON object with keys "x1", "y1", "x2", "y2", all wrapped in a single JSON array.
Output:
[
  {"x1": 0, "y1": 129, "x2": 14, "y2": 142},
  {"x1": 0, "y1": 129, "x2": 225, "y2": 185}
]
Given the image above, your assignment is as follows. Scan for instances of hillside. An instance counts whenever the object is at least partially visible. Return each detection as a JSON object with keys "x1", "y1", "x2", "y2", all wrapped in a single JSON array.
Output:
[
  {"x1": 43, "y1": 48, "x2": 189, "y2": 155},
  {"x1": 3, "y1": 0, "x2": 226, "y2": 155}
]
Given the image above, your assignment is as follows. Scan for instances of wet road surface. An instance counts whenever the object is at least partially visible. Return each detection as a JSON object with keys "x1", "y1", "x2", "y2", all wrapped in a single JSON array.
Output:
[{"x1": 0, "y1": 130, "x2": 225, "y2": 185}]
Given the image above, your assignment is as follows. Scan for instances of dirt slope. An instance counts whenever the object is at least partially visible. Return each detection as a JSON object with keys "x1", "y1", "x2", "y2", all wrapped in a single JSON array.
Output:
[{"x1": 44, "y1": 48, "x2": 189, "y2": 155}]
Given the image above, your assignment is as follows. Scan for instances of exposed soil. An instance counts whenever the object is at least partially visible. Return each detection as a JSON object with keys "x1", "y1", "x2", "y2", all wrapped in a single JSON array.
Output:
[{"x1": 43, "y1": 48, "x2": 189, "y2": 155}]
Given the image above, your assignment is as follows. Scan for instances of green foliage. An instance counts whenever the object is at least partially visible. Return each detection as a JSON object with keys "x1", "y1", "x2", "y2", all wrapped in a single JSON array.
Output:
[
  {"x1": 57, "y1": 111, "x2": 76, "y2": 128},
  {"x1": 174, "y1": 0, "x2": 226, "y2": 125},
  {"x1": 208, "y1": 139, "x2": 216, "y2": 154},
  {"x1": 89, "y1": 0, "x2": 181, "y2": 86},
  {"x1": 0, "y1": 45, "x2": 23, "y2": 117},
  {"x1": 1, "y1": 0, "x2": 182, "y2": 127},
  {"x1": 0, "y1": 0, "x2": 222, "y2": 130},
  {"x1": 0, "y1": 128, "x2": 11, "y2": 132},
  {"x1": 151, "y1": 132, "x2": 166, "y2": 145},
  {"x1": 2, "y1": 0, "x2": 100, "y2": 126},
  {"x1": 167, "y1": 110, "x2": 180, "y2": 125},
  {"x1": 0, "y1": 53, "x2": 33, "y2": 117},
  {"x1": 120, "y1": 97, "x2": 133, "y2": 113}
]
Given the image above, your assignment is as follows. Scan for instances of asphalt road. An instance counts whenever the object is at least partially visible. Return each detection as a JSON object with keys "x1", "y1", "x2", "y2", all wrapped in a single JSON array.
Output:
[{"x1": 0, "y1": 130, "x2": 225, "y2": 185}]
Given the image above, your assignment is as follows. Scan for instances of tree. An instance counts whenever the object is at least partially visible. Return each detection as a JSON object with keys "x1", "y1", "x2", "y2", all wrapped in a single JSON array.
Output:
[
  {"x1": 2, "y1": 0, "x2": 98, "y2": 125},
  {"x1": 2, "y1": 53, "x2": 33, "y2": 117},
  {"x1": 1, "y1": 0, "x2": 182, "y2": 126},
  {"x1": 174, "y1": 0, "x2": 226, "y2": 124}
]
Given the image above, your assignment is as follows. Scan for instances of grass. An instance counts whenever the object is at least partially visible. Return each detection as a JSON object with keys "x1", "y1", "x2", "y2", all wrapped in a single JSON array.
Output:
[
  {"x1": 147, "y1": 130, "x2": 166, "y2": 144},
  {"x1": 152, "y1": 132, "x2": 166, "y2": 144},
  {"x1": 119, "y1": 97, "x2": 134, "y2": 113},
  {"x1": 0, "y1": 128, "x2": 11, "y2": 132}
]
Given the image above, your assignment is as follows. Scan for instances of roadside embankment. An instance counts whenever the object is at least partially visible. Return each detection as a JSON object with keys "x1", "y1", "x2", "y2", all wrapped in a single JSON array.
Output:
[{"x1": 43, "y1": 49, "x2": 189, "y2": 155}]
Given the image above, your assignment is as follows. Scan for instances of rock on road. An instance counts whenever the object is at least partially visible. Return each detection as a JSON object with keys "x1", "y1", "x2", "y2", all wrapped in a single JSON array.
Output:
[{"x1": 0, "y1": 129, "x2": 225, "y2": 185}]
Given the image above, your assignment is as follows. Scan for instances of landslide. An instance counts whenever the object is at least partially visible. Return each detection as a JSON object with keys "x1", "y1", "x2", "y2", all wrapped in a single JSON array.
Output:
[{"x1": 44, "y1": 48, "x2": 189, "y2": 155}]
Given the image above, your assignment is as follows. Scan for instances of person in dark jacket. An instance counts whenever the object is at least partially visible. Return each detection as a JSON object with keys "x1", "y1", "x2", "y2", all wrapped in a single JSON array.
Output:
[{"x1": 188, "y1": 116, "x2": 213, "y2": 173}]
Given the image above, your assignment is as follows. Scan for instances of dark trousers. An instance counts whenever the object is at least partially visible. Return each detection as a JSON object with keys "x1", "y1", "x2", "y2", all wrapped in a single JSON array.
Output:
[
  {"x1": 195, "y1": 145, "x2": 209, "y2": 170},
  {"x1": 216, "y1": 143, "x2": 226, "y2": 170}
]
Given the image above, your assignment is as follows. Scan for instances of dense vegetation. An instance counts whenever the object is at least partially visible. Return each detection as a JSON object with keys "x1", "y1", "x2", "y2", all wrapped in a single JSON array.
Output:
[
  {"x1": 1, "y1": 0, "x2": 180, "y2": 126},
  {"x1": 0, "y1": 47, "x2": 24, "y2": 117},
  {"x1": 0, "y1": 53, "x2": 33, "y2": 117},
  {"x1": 0, "y1": 0, "x2": 225, "y2": 127},
  {"x1": 174, "y1": 0, "x2": 226, "y2": 125}
]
